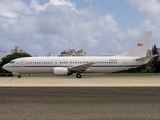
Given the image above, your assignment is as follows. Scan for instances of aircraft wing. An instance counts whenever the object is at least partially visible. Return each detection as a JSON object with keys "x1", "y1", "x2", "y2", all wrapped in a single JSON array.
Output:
[
  {"x1": 68, "y1": 62, "x2": 95, "y2": 73},
  {"x1": 136, "y1": 54, "x2": 158, "y2": 61}
]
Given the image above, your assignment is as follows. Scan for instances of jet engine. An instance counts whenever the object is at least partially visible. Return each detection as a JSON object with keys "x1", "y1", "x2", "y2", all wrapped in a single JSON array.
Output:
[{"x1": 53, "y1": 67, "x2": 69, "y2": 75}]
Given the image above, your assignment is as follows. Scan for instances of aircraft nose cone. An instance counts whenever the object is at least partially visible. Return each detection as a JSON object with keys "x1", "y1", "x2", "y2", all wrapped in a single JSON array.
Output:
[
  {"x1": 2, "y1": 64, "x2": 9, "y2": 71},
  {"x1": 2, "y1": 64, "x2": 7, "y2": 70},
  {"x1": 2, "y1": 63, "x2": 14, "y2": 73}
]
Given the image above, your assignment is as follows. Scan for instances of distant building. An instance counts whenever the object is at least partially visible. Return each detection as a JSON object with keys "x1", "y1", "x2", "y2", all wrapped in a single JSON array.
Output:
[
  {"x1": 46, "y1": 52, "x2": 57, "y2": 57},
  {"x1": 147, "y1": 48, "x2": 160, "y2": 60},
  {"x1": 61, "y1": 49, "x2": 86, "y2": 56},
  {"x1": 147, "y1": 48, "x2": 160, "y2": 56},
  {"x1": 47, "y1": 52, "x2": 53, "y2": 56},
  {"x1": 158, "y1": 48, "x2": 160, "y2": 55},
  {"x1": 11, "y1": 45, "x2": 23, "y2": 54},
  {"x1": 147, "y1": 49, "x2": 152, "y2": 56}
]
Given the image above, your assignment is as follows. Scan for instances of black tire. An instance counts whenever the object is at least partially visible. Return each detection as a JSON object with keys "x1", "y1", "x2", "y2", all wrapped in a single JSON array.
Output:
[
  {"x1": 17, "y1": 75, "x2": 21, "y2": 78},
  {"x1": 76, "y1": 73, "x2": 82, "y2": 78}
]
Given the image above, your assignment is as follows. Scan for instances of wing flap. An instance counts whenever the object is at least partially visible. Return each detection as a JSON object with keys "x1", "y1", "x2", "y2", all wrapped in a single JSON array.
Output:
[{"x1": 68, "y1": 62, "x2": 94, "y2": 73}]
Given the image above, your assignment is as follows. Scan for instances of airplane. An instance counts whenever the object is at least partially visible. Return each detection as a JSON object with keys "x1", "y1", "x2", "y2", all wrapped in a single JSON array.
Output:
[{"x1": 3, "y1": 31, "x2": 157, "y2": 78}]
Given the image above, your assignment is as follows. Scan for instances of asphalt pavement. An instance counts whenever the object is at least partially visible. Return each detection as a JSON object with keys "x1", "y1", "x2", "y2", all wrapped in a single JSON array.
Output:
[{"x1": 0, "y1": 87, "x2": 160, "y2": 120}]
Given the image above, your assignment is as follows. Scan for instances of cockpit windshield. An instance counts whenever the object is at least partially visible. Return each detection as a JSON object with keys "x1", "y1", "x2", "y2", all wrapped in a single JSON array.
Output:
[{"x1": 10, "y1": 61, "x2": 15, "y2": 64}]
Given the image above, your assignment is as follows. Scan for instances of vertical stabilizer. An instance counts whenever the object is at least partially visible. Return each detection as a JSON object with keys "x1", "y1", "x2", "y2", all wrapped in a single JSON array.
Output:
[{"x1": 116, "y1": 31, "x2": 152, "y2": 57}]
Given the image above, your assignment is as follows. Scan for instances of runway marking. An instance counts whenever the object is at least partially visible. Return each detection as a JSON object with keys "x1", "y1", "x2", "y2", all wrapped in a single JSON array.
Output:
[{"x1": 0, "y1": 78, "x2": 16, "y2": 86}]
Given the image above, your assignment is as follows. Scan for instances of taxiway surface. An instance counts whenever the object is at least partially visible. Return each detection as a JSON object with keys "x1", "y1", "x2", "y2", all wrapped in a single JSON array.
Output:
[{"x1": 0, "y1": 76, "x2": 160, "y2": 87}]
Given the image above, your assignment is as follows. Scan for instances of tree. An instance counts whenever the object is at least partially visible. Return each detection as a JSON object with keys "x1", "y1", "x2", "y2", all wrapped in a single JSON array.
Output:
[
  {"x1": 151, "y1": 44, "x2": 159, "y2": 73},
  {"x1": 0, "y1": 52, "x2": 31, "y2": 73}
]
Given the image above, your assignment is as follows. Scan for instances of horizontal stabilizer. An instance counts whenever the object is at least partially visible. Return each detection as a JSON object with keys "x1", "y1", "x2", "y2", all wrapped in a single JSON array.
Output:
[{"x1": 136, "y1": 54, "x2": 158, "y2": 61}]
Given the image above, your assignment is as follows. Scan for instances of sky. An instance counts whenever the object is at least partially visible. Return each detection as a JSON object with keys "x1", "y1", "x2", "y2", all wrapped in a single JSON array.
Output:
[{"x1": 0, "y1": 0, "x2": 160, "y2": 57}]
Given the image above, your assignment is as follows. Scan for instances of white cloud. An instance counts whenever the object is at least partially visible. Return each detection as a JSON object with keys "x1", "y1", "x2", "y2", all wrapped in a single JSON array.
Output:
[
  {"x1": 127, "y1": 29, "x2": 141, "y2": 37},
  {"x1": 141, "y1": 19, "x2": 157, "y2": 30},
  {"x1": 127, "y1": 0, "x2": 160, "y2": 49},
  {"x1": 1, "y1": 0, "x2": 160, "y2": 58},
  {"x1": 30, "y1": 0, "x2": 44, "y2": 12},
  {"x1": 1, "y1": 11, "x2": 18, "y2": 19},
  {"x1": 49, "y1": 0, "x2": 73, "y2": 6},
  {"x1": 0, "y1": 0, "x2": 30, "y2": 18},
  {"x1": 86, "y1": 36, "x2": 98, "y2": 47},
  {"x1": 129, "y1": 0, "x2": 160, "y2": 17},
  {"x1": 0, "y1": 0, "x2": 129, "y2": 57},
  {"x1": 128, "y1": 0, "x2": 160, "y2": 31}
]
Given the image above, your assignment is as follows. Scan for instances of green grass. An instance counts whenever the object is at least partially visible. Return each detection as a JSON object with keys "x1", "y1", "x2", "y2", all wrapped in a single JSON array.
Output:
[{"x1": 81, "y1": 73, "x2": 160, "y2": 77}]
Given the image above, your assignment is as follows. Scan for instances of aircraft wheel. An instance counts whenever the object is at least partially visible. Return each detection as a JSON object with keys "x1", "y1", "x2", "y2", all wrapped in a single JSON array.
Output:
[
  {"x1": 17, "y1": 75, "x2": 21, "y2": 78},
  {"x1": 76, "y1": 73, "x2": 82, "y2": 78}
]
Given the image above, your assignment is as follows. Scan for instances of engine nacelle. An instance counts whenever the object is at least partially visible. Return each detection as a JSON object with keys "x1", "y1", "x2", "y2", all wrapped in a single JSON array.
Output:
[{"x1": 53, "y1": 67, "x2": 69, "y2": 75}]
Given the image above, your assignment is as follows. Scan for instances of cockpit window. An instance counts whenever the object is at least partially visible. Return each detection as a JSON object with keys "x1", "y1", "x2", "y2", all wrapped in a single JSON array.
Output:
[{"x1": 10, "y1": 61, "x2": 15, "y2": 64}]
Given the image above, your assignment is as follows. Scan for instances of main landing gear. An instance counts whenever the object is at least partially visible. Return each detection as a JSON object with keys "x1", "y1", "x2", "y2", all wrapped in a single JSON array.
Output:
[
  {"x1": 17, "y1": 74, "x2": 21, "y2": 78},
  {"x1": 17, "y1": 74, "x2": 30, "y2": 78},
  {"x1": 76, "y1": 73, "x2": 82, "y2": 78}
]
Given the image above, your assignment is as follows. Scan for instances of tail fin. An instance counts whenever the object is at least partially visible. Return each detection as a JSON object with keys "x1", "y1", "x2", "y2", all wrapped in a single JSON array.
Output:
[{"x1": 117, "y1": 31, "x2": 152, "y2": 57}]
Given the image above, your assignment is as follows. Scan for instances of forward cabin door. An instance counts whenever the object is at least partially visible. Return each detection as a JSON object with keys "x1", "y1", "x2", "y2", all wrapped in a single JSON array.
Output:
[
  {"x1": 20, "y1": 59, "x2": 25, "y2": 67},
  {"x1": 19, "y1": 59, "x2": 27, "y2": 73},
  {"x1": 123, "y1": 58, "x2": 127, "y2": 67}
]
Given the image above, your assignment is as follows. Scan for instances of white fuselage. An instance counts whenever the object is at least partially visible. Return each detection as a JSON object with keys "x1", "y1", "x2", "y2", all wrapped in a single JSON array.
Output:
[
  {"x1": 2, "y1": 31, "x2": 153, "y2": 78},
  {"x1": 3, "y1": 56, "x2": 147, "y2": 74}
]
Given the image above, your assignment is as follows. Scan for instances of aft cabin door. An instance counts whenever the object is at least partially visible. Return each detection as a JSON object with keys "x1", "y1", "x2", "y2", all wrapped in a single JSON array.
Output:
[{"x1": 123, "y1": 58, "x2": 127, "y2": 67}]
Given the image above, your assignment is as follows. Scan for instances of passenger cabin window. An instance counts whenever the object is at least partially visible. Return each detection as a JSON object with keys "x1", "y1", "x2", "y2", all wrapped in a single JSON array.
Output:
[{"x1": 10, "y1": 61, "x2": 15, "y2": 64}]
